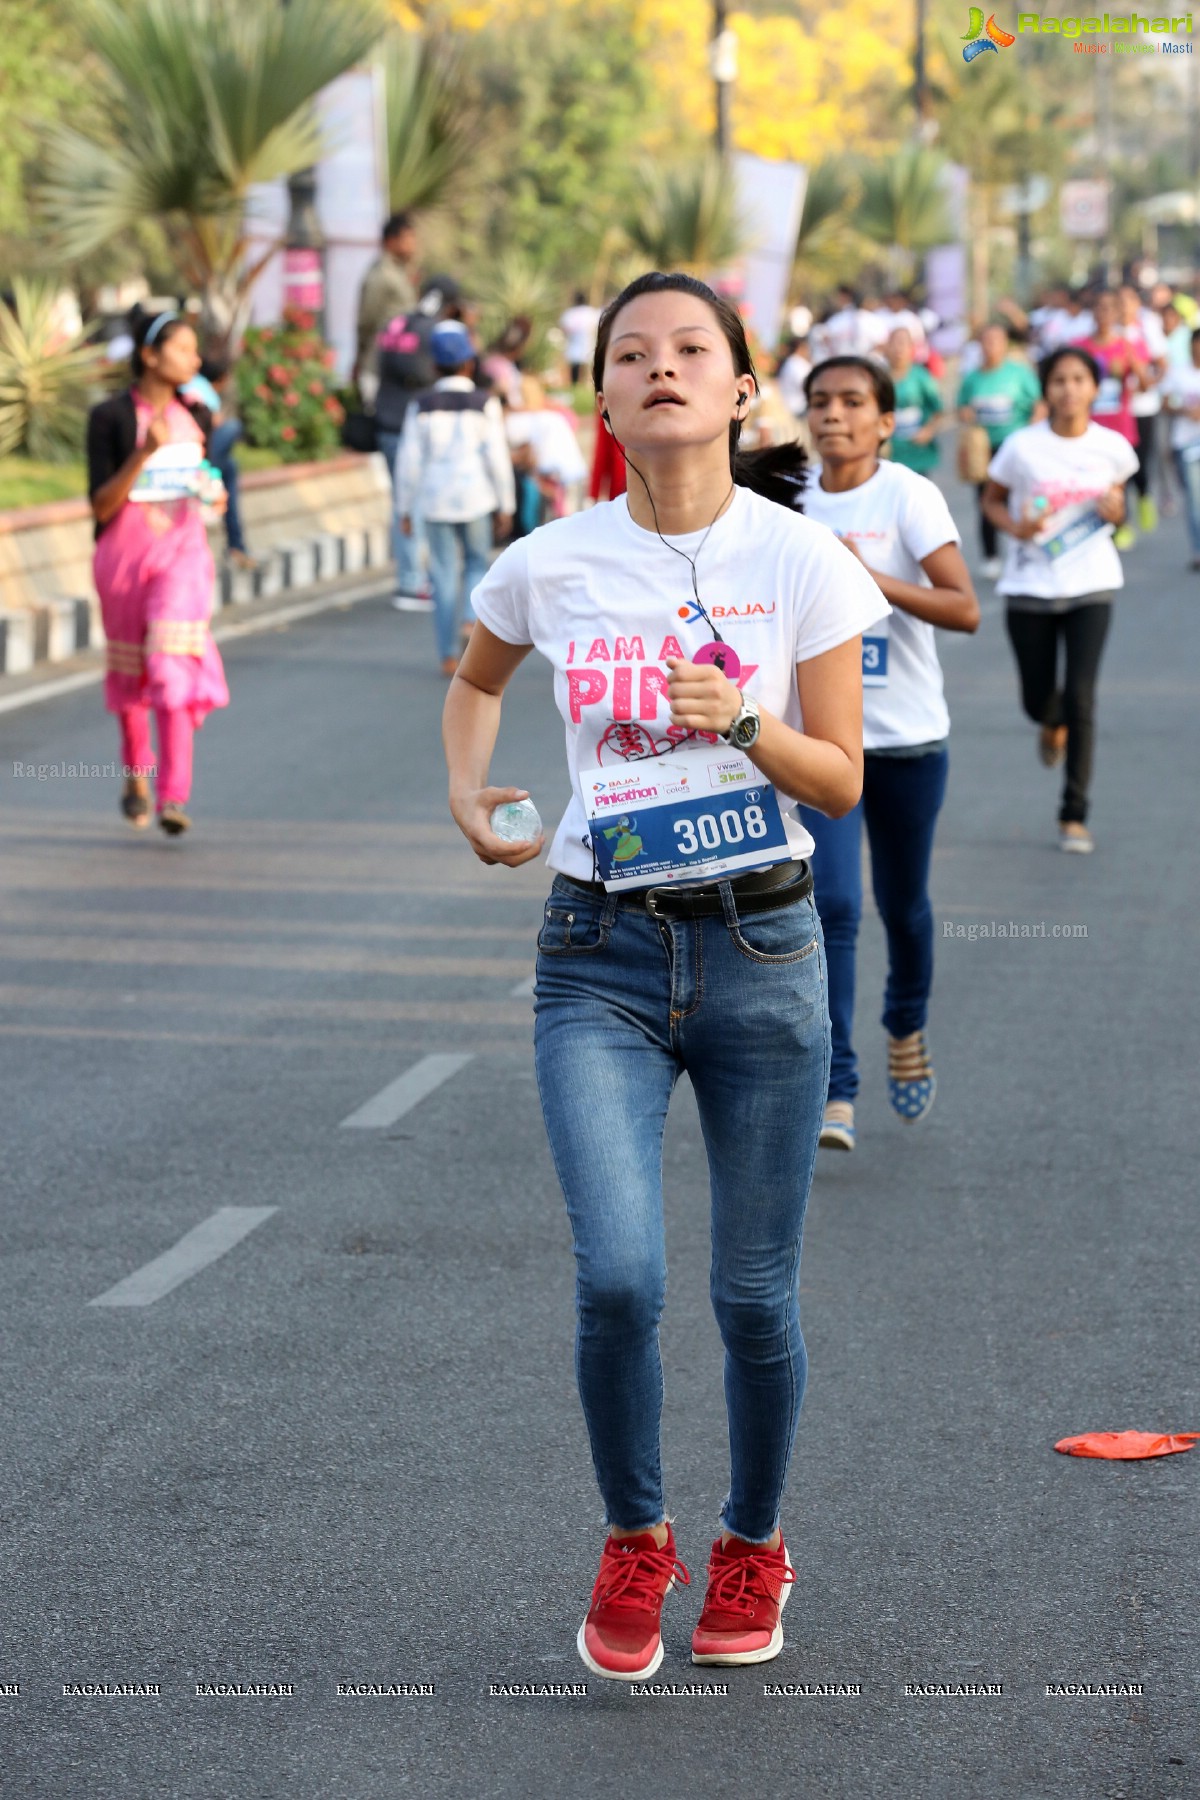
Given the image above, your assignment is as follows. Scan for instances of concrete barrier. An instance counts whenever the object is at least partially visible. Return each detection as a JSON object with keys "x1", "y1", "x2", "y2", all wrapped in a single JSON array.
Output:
[{"x1": 0, "y1": 451, "x2": 394, "y2": 675}]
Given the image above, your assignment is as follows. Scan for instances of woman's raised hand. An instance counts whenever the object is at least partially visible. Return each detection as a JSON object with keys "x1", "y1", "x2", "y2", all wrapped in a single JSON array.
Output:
[
  {"x1": 450, "y1": 785, "x2": 545, "y2": 867},
  {"x1": 142, "y1": 412, "x2": 171, "y2": 457},
  {"x1": 665, "y1": 658, "x2": 741, "y2": 736}
]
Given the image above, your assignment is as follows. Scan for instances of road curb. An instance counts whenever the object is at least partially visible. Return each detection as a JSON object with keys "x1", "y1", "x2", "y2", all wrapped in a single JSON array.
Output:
[{"x1": 0, "y1": 570, "x2": 396, "y2": 719}]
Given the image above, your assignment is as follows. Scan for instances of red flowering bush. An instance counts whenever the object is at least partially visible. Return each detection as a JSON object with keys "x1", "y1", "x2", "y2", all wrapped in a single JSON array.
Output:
[{"x1": 236, "y1": 307, "x2": 344, "y2": 462}]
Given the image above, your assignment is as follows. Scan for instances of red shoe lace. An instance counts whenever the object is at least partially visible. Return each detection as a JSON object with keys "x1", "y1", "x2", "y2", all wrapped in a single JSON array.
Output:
[
  {"x1": 703, "y1": 1548, "x2": 794, "y2": 1617},
  {"x1": 594, "y1": 1542, "x2": 691, "y2": 1612}
]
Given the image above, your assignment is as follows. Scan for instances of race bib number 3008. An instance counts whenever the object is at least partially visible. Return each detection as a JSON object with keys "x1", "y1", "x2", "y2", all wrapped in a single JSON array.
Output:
[{"x1": 585, "y1": 749, "x2": 791, "y2": 890}]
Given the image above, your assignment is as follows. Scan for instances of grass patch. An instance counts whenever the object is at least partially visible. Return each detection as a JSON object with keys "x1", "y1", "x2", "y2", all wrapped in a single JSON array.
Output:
[{"x1": 0, "y1": 457, "x2": 86, "y2": 510}]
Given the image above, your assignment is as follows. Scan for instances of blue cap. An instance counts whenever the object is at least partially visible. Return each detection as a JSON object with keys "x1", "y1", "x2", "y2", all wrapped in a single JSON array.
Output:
[{"x1": 430, "y1": 321, "x2": 474, "y2": 370}]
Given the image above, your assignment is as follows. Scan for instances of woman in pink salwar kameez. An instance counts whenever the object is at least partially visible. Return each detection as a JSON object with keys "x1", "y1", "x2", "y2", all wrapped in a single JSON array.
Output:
[{"x1": 86, "y1": 312, "x2": 229, "y2": 836}]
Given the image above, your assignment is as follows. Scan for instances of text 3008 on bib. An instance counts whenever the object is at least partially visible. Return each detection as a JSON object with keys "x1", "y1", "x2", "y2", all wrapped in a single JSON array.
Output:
[{"x1": 584, "y1": 745, "x2": 791, "y2": 891}]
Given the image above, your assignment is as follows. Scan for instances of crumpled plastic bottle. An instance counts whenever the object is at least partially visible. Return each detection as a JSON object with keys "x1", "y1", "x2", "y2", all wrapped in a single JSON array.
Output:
[{"x1": 489, "y1": 798, "x2": 542, "y2": 844}]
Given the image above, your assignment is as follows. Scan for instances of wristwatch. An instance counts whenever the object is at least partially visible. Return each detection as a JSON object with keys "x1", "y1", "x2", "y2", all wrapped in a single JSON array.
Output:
[{"x1": 720, "y1": 693, "x2": 761, "y2": 751}]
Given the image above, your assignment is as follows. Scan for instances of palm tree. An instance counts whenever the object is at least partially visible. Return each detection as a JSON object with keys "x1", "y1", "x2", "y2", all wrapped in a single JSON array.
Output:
[
  {"x1": 382, "y1": 29, "x2": 479, "y2": 214},
  {"x1": 623, "y1": 153, "x2": 748, "y2": 276},
  {"x1": 791, "y1": 157, "x2": 860, "y2": 293},
  {"x1": 855, "y1": 146, "x2": 951, "y2": 287},
  {"x1": 37, "y1": 0, "x2": 384, "y2": 348}
]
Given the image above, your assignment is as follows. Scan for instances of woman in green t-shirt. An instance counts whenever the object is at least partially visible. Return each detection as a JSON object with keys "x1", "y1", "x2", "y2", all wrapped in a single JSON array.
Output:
[
  {"x1": 958, "y1": 323, "x2": 1044, "y2": 578},
  {"x1": 885, "y1": 328, "x2": 944, "y2": 476}
]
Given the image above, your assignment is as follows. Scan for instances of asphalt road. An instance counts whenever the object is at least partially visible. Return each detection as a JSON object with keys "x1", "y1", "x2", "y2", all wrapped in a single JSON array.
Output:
[{"x1": 1, "y1": 471, "x2": 1197, "y2": 1800}]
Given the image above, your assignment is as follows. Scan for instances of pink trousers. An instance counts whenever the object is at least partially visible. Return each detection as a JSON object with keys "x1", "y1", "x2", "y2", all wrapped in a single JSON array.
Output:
[{"x1": 119, "y1": 705, "x2": 194, "y2": 810}]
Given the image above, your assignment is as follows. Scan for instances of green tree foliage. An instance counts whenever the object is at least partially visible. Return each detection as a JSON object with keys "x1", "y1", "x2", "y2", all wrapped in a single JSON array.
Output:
[
  {"x1": 459, "y1": 3, "x2": 665, "y2": 287},
  {"x1": 36, "y1": 0, "x2": 384, "y2": 346},
  {"x1": 856, "y1": 147, "x2": 951, "y2": 284},
  {"x1": 623, "y1": 154, "x2": 747, "y2": 275},
  {"x1": 383, "y1": 29, "x2": 480, "y2": 213}
]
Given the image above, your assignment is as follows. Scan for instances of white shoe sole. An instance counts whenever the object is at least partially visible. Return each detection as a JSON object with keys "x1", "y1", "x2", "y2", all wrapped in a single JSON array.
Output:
[
  {"x1": 819, "y1": 1127, "x2": 855, "y2": 1151},
  {"x1": 576, "y1": 1620, "x2": 664, "y2": 1683},
  {"x1": 1059, "y1": 837, "x2": 1094, "y2": 855},
  {"x1": 690, "y1": 1546, "x2": 793, "y2": 1666}
]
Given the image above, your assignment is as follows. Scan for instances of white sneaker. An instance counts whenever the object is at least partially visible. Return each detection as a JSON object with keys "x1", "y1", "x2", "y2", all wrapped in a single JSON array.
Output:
[
  {"x1": 981, "y1": 556, "x2": 1002, "y2": 581},
  {"x1": 1059, "y1": 823, "x2": 1094, "y2": 854},
  {"x1": 392, "y1": 591, "x2": 434, "y2": 613}
]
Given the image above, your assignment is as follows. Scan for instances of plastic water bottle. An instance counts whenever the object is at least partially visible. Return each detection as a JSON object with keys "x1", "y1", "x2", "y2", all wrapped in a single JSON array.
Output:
[{"x1": 490, "y1": 798, "x2": 542, "y2": 843}]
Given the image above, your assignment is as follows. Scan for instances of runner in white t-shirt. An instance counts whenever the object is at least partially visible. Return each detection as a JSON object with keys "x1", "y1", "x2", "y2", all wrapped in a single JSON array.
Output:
[
  {"x1": 1118, "y1": 283, "x2": 1168, "y2": 536},
  {"x1": 1162, "y1": 326, "x2": 1200, "y2": 568},
  {"x1": 559, "y1": 289, "x2": 602, "y2": 386},
  {"x1": 983, "y1": 344, "x2": 1136, "y2": 854},
  {"x1": 797, "y1": 355, "x2": 980, "y2": 1152},
  {"x1": 445, "y1": 272, "x2": 884, "y2": 1686}
]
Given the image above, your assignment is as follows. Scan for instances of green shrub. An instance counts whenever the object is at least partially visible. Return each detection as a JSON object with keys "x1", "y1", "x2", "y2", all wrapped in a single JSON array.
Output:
[
  {"x1": 0, "y1": 279, "x2": 108, "y2": 461},
  {"x1": 235, "y1": 307, "x2": 345, "y2": 462}
]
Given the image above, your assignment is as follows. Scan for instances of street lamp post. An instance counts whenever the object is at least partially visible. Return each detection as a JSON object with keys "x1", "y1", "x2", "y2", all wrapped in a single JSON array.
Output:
[
  {"x1": 284, "y1": 165, "x2": 326, "y2": 331},
  {"x1": 712, "y1": 1, "x2": 735, "y2": 156},
  {"x1": 281, "y1": 0, "x2": 326, "y2": 331}
]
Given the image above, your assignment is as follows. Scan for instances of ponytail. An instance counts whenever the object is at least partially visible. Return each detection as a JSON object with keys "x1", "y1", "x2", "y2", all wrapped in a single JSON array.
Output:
[{"x1": 733, "y1": 440, "x2": 809, "y2": 511}]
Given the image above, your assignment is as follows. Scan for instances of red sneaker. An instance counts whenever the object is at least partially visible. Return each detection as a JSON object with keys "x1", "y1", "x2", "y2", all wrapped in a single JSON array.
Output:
[
  {"x1": 690, "y1": 1534, "x2": 794, "y2": 1665},
  {"x1": 577, "y1": 1528, "x2": 690, "y2": 1682}
]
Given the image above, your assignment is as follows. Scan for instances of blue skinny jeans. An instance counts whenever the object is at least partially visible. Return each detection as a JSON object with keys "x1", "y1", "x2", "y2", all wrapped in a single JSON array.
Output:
[
  {"x1": 800, "y1": 744, "x2": 948, "y2": 1105},
  {"x1": 533, "y1": 869, "x2": 830, "y2": 1543}
]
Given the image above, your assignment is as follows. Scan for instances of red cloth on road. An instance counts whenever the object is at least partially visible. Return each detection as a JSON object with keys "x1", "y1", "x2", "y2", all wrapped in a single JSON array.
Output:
[{"x1": 1054, "y1": 1431, "x2": 1200, "y2": 1460}]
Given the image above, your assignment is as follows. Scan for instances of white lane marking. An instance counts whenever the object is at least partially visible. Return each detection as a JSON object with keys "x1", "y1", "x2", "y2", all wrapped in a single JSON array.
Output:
[
  {"x1": 510, "y1": 973, "x2": 536, "y2": 997},
  {"x1": 339, "y1": 1052, "x2": 474, "y2": 1129},
  {"x1": 89, "y1": 1206, "x2": 278, "y2": 1308}
]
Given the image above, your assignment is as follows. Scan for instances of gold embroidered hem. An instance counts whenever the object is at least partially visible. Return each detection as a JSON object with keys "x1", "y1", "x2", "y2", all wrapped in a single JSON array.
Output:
[
  {"x1": 146, "y1": 620, "x2": 210, "y2": 657},
  {"x1": 105, "y1": 640, "x2": 144, "y2": 677}
]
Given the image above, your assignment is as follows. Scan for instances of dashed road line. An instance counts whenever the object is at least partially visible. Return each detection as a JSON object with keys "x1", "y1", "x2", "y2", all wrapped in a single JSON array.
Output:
[
  {"x1": 88, "y1": 1206, "x2": 278, "y2": 1308},
  {"x1": 339, "y1": 1052, "x2": 475, "y2": 1129},
  {"x1": 510, "y1": 974, "x2": 536, "y2": 997}
]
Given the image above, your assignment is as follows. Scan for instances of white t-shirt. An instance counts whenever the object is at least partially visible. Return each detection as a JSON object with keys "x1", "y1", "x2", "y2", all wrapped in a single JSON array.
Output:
[
  {"x1": 1162, "y1": 365, "x2": 1200, "y2": 450},
  {"x1": 559, "y1": 304, "x2": 601, "y2": 367},
  {"x1": 988, "y1": 421, "x2": 1138, "y2": 602},
  {"x1": 777, "y1": 352, "x2": 811, "y2": 418},
  {"x1": 471, "y1": 487, "x2": 888, "y2": 881},
  {"x1": 799, "y1": 461, "x2": 959, "y2": 750},
  {"x1": 1128, "y1": 311, "x2": 1167, "y2": 418},
  {"x1": 1035, "y1": 308, "x2": 1093, "y2": 354}
]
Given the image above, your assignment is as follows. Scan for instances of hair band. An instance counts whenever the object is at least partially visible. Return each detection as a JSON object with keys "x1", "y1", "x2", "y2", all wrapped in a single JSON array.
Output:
[{"x1": 143, "y1": 311, "x2": 179, "y2": 348}]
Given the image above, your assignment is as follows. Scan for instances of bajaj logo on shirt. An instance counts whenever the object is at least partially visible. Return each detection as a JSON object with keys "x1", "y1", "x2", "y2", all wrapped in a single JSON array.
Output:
[{"x1": 962, "y1": 8, "x2": 1016, "y2": 55}]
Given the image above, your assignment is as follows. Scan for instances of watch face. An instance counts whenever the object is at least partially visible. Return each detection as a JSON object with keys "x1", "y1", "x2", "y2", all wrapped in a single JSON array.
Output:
[{"x1": 732, "y1": 715, "x2": 760, "y2": 749}]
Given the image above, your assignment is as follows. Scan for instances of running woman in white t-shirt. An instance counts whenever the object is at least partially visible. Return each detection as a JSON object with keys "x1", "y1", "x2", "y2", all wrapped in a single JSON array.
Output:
[
  {"x1": 797, "y1": 357, "x2": 980, "y2": 1151},
  {"x1": 443, "y1": 273, "x2": 884, "y2": 1683},
  {"x1": 983, "y1": 345, "x2": 1136, "y2": 854}
]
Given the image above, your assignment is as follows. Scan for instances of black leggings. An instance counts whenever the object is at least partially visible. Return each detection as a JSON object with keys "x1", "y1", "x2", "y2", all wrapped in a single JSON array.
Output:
[
  {"x1": 1130, "y1": 414, "x2": 1157, "y2": 501},
  {"x1": 975, "y1": 483, "x2": 998, "y2": 559},
  {"x1": 1005, "y1": 601, "x2": 1112, "y2": 824}
]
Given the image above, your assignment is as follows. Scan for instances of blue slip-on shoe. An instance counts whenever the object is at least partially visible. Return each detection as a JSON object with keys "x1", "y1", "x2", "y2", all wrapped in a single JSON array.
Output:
[{"x1": 887, "y1": 1032, "x2": 936, "y2": 1123}]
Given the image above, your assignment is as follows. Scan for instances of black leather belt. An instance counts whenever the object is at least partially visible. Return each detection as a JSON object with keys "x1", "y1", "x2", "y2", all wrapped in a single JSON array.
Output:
[{"x1": 559, "y1": 859, "x2": 812, "y2": 920}]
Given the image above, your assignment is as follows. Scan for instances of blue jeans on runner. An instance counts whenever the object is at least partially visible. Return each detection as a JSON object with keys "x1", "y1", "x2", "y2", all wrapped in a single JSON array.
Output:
[
  {"x1": 208, "y1": 419, "x2": 246, "y2": 555},
  {"x1": 533, "y1": 869, "x2": 830, "y2": 1543},
  {"x1": 425, "y1": 516, "x2": 491, "y2": 663},
  {"x1": 800, "y1": 744, "x2": 948, "y2": 1105},
  {"x1": 376, "y1": 430, "x2": 425, "y2": 593},
  {"x1": 1173, "y1": 447, "x2": 1200, "y2": 559}
]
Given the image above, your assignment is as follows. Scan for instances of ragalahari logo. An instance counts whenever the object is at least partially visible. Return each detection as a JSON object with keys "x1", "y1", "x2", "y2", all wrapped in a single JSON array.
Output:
[{"x1": 962, "y1": 8, "x2": 1017, "y2": 56}]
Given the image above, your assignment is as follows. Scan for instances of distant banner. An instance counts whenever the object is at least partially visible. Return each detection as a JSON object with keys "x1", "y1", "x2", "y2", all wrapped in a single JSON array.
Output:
[{"x1": 730, "y1": 154, "x2": 807, "y2": 352}]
